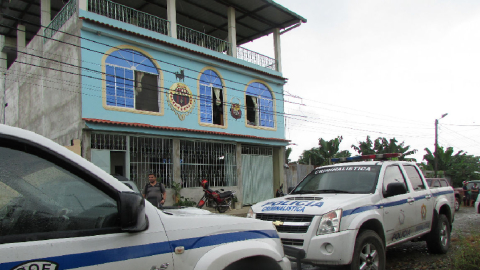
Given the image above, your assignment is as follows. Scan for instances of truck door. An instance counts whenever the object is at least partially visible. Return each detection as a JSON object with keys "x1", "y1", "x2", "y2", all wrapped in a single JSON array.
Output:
[
  {"x1": 381, "y1": 165, "x2": 415, "y2": 245},
  {"x1": 0, "y1": 139, "x2": 174, "y2": 270},
  {"x1": 402, "y1": 165, "x2": 434, "y2": 236}
]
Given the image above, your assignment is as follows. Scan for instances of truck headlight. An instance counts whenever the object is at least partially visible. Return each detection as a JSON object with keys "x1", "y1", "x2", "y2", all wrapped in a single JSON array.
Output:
[
  {"x1": 246, "y1": 207, "x2": 256, "y2": 219},
  {"x1": 317, "y1": 209, "x2": 342, "y2": 235}
]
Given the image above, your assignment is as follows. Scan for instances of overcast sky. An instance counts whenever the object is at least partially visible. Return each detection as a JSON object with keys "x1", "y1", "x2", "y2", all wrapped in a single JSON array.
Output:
[{"x1": 244, "y1": 0, "x2": 480, "y2": 163}]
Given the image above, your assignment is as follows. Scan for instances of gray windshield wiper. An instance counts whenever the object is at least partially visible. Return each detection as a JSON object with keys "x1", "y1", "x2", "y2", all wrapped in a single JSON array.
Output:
[
  {"x1": 314, "y1": 189, "x2": 352, "y2": 194},
  {"x1": 291, "y1": 190, "x2": 313, "y2": 194}
]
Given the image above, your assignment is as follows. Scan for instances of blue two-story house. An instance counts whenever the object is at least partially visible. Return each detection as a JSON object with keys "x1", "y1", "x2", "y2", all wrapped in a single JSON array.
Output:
[{"x1": 0, "y1": 0, "x2": 306, "y2": 206}]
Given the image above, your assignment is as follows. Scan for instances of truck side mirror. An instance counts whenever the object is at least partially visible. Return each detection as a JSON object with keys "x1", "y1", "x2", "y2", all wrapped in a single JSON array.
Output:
[
  {"x1": 119, "y1": 191, "x2": 149, "y2": 232},
  {"x1": 288, "y1": 187, "x2": 295, "y2": 193},
  {"x1": 384, "y1": 182, "x2": 407, "y2": 198}
]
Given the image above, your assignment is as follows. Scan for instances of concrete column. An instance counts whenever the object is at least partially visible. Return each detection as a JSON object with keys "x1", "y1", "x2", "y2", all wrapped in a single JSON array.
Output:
[
  {"x1": 81, "y1": 129, "x2": 92, "y2": 160},
  {"x1": 273, "y1": 28, "x2": 282, "y2": 72},
  {"x1": 235, "y1": 142, "x2": 243, "y2": 206},
  {"x1": 41, "y1": 0, "x2": 51, "y2": 28},
  {"x1": 167, "y1": 0, "x2": 177, "y2": 39},
  {"x1": 227, "y1": 7, "x2": 237, "y2": 57},
  {"x1": 173, "y1": 138, "x2": 181, "y2": 184},
  {"x1": 78, "y1": 0, "x2": 88, "y2": 11},
  {"x1": 125, "y1": 135, "x2": 131, "y2": 179},
  {"x1": 17, "y1": 25, "x2": 26, "y2": 52},
  {"x1": 0, "y1": 36, "x2": 6, "y2": 125},
  {"x1": 273, "y1": 146, "x2": 286, "y2": 194}
]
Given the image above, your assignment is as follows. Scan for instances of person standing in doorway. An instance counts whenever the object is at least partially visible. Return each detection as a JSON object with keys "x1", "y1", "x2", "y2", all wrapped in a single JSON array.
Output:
[{"x1": 143, "y1": 173, "x2": 166, "y2": 208}]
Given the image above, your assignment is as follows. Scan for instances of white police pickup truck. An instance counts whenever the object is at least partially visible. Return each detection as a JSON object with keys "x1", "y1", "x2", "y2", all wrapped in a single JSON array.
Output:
[
  {"x1": 0, "y1": 124, "x2": 290, "y2": 270},
  {"x1": 247, "y1": 154, "x2": 455, "y2": 269}
]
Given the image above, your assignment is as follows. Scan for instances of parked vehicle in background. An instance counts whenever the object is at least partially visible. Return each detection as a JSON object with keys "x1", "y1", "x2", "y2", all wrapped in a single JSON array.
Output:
[
  {"x1": 248, "y1": 154, "x2": 455, "y2": 269},
  {"x1": 426, "y1": 178, "x2": 463, "y2": 212},
  {"x1": 113, "y1": 174, "x2": 140, "y2": 193},
  {"x1": 476, "y1": 192, "x2": 480, "y2": 214},
  {"x1": 466, "y1": 180, "x2": 480, "y2": 207},
  {"x1": 197, "y1": 179, "x2": 236, "y2": 213},
  {"x1": 0, "y1": 125, "x2": 292, "y2": 270}
]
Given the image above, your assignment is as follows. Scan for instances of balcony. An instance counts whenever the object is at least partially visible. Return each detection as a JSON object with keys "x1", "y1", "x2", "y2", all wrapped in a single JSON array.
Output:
[{"x1": 86, "y1": 0, "x2": 276, "y2": 70}]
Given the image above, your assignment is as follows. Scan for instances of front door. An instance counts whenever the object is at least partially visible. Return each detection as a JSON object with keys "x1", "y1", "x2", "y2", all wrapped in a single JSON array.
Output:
[
  {"x1": 381, "y1": 165, "x2": 415, "y2": 245},
  {"x1": 0, "y1": 139, "x2": 173, "y2": 270},
  {"x1": 403, "y1": 165, "x2": 434, "y2": 235}
]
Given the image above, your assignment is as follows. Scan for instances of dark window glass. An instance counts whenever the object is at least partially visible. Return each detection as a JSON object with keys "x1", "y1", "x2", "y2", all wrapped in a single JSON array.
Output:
[
  {"x1": 403, "y1": 165, "x2": 426, "y2": 191},
  {"x1": 0, "y1": 146, "x2": 119, "y2": 242},
  {"x1": 199, "y1": 70, "x2": 224, "y2": 125},
  {"x1": 246, "y1": 82, "x2": 274, "y2": 128},
  {"x1": 383, "y1": 166, "x2": 408, "y2": 195}
]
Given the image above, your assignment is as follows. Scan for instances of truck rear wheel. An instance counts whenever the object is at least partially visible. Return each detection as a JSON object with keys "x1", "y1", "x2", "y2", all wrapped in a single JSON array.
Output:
[
  {"x1": 426, "y1": 214, "x2": 450, "y2": 254},
  {"x1": 350, "y1": 230, "x2": 385, "y2": 270},
  {"x1": 454, "y1": 197, "x2": 460, "y2": 211}
]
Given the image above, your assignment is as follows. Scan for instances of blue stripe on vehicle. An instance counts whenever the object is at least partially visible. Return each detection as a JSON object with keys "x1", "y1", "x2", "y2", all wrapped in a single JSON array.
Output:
[
  {"x1": 343, "y1": 190, "x2": 454, "y2": 217},
  {"x1": 0, "y1": 230, "x2": 278, "y2": 270}
]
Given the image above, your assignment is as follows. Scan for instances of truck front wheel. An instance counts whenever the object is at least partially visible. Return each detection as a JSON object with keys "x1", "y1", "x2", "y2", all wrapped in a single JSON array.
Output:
[
  {"x1": 426, "y1": 214, "x2": 450, "y2": 254},
  {"x1": 350, "y1": 230, "x2": 385, "y2": 270}
]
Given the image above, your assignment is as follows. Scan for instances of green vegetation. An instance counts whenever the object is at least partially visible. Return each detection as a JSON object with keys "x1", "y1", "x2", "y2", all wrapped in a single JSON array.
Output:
[
  {"x1": 173, "y1": 196, "x2": 197, "y2": 207},
  {"x1": 423, "y1": 146, "x2": 480, "y2": 187},
  {"x1": 451, "y1": 233, "x2": 480, "y2": 270},
  {"x1": 351, "y1": 136, "x2": 417, "y2": 160}
]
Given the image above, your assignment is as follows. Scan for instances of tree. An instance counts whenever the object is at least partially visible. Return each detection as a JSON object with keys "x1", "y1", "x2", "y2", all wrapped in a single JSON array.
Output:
[
  {"x1": 285, "y1": 147, "x2": 292, "y2": 163},
  {"x1": 298, "y1": 147, "x2": 325, "y2": 167},
  {"x1": 423, "y1": 146, "x2": 480, "y2": 186},
  {"x1": 298, "y1": 136, "x2": 349, "y2": 166},
  {"x1": 423, "y1": 146, "x2": 455, "y2": 171},
  {"x1": 446, "y1": 154, "x2": 480, "y2": 187},
  {"x1": 351, "y1": 136, "x2": 417, "y2": 160}
]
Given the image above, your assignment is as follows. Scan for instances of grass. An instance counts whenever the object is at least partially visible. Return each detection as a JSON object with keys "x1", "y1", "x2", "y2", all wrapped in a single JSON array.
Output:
[{"x1": 451, "y1": 233, "x2": 480, "y2": 270}]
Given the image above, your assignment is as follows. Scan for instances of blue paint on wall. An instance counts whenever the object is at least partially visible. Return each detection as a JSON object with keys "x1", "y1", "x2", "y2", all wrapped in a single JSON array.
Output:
[{"x1": 80, "y1": 20, "x2": 286, "y2": 142}]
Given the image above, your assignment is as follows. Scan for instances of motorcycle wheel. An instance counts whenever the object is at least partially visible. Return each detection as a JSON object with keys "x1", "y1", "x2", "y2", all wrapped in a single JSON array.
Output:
[{"x1": 217, "y1": 198, "x2": 232, "y2": 213}]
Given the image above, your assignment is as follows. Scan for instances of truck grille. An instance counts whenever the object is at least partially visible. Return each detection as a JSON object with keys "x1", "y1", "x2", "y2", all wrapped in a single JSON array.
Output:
[
  {"x1": 256, "y1": 214, "x2": 314, "y2": 233},
  {"x1": 281, "y1": 238, "x2": 304, "y2": 246}
]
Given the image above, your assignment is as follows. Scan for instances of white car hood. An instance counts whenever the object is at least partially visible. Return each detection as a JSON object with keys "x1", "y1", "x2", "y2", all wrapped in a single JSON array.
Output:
[
  {"x1": 161, "y1": 207, "x2": 213, "y2": 216},
  {"x1": 252, "y1": 194, "x2": 373, "y2": 215}
]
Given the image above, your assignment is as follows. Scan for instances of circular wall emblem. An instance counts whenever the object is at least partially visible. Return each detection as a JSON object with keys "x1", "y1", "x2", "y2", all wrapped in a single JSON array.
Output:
[
  {"x1": 230, "y1": 97, "x2": 242, "y2": 120},
  {"x1": 167, "y1": 82, "x2": 195, "y2": 120}
]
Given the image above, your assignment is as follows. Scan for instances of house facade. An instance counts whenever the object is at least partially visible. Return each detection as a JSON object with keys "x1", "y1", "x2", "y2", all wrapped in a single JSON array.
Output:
[{"x1": 0, "y1": 0, "x2": 306, "y2": 206}]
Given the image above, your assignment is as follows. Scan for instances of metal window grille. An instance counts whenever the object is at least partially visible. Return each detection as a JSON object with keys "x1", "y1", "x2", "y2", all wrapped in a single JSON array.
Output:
[
  {"x1": 130, "y1": 136, "x2": 173, "y2": 190},
  {"x1": 91, "y1": 133, "x2": 127, "y2": 150},
  {"x1": 241, "y1": 145, "x2": 273, "y2": 156},
  {"x1": 180, "y1": 140, "x2": 237, "y2": 188},
  {"x1": 88, "y1": 0, "x2": 170, "y2": 36}
]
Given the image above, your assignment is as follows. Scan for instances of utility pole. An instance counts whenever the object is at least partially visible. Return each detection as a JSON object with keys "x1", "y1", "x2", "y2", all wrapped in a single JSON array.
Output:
[{"x1": 434, "y1": 113, "x2": 448, "y2": 178}]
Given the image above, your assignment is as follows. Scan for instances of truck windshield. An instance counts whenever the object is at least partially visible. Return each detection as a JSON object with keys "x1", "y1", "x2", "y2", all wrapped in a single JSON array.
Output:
[{"x1": 292, "y1": 165, "x2": 381, "y2": 194}]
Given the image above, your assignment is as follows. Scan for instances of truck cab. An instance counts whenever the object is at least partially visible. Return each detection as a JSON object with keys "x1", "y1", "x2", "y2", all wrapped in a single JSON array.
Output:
[
  {"x1": 247, "y1": 154, "x2": 455, "y2": 269},
  {"x1": 0, "y1": 124, "x2": 290, "y2": 270}
]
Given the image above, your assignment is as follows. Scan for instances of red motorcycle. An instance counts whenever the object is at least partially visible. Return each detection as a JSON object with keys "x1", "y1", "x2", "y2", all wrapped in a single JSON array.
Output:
[{"x1": 197, "y1": 179, "x2": 235, "y2": 213}]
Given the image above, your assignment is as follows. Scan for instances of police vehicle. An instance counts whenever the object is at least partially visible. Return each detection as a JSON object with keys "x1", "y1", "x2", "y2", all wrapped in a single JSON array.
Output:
[
  {"x1": 247, "y1": 154, "x2": 455, "y2": 269},
  {"x1": 0, "y1": 124, "x2": 291, "y2": 270}
]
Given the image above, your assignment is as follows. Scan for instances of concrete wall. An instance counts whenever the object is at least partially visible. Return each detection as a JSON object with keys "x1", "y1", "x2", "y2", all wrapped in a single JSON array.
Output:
[
  {"x1": 4, "y1": 16, "x2": 84, "y2": 146},
  {"x1": 284, "y1": 163, "x2": 314, "y2": 190}
]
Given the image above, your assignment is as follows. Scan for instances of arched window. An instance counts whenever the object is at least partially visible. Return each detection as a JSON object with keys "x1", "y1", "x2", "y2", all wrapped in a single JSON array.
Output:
[
  {"x1": 246, "y1": 82, "x2": 274, "y2": 128},
  {"x1": 105, "y1": 49, "x2": 159, "y2": 112},
  {"x1": 199, "y1": 70, "x2": 224, "y2": 125}
]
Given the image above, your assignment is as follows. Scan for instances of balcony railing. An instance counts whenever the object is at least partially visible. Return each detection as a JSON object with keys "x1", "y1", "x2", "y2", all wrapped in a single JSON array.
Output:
[
  {"x1": 237, "y1": 46, "x2": 276, "y2": 70},
  {"x1": 88, "y1": 0, "x2": 170, "y2": 36},
  {"x1": 44, "y1": 0, "x2": 77, "y2": 42},
  {"x1": 87, "y1": 0, "x2": 277, "y2": 71},
  {"x1": 177, "y1": 25, "x2": 231, "y2": 55}
]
